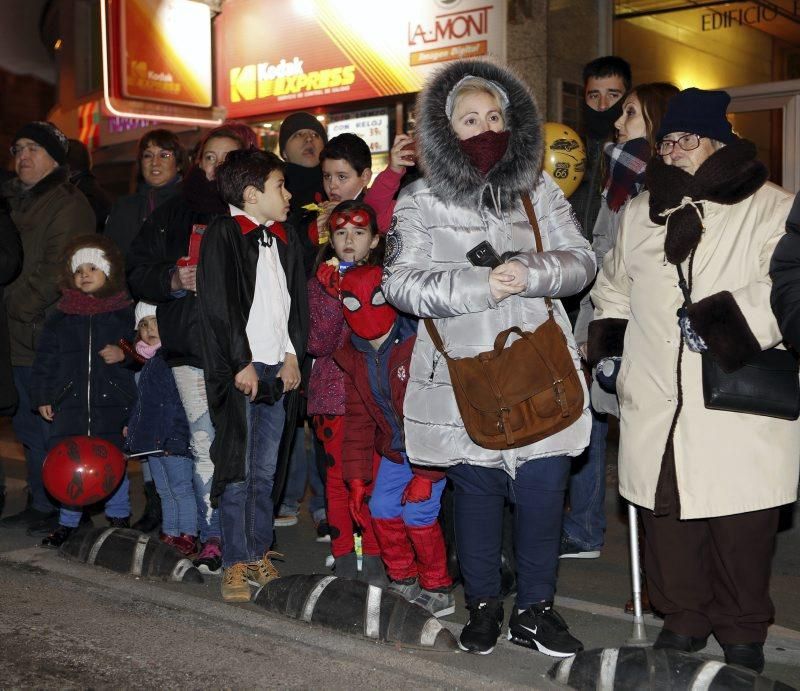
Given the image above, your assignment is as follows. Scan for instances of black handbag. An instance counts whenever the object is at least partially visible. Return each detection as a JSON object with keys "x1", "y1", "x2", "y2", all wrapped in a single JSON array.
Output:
[{"x1": 676, "y1": 262, "x2": 800, "y2": 420}]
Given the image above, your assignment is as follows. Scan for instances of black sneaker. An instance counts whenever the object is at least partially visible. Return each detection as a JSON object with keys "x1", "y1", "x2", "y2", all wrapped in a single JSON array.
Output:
[
  {"x1": 458, "y1": 598, "x2": 504, "y2": 655},
  {"x1": 41, "y1": 525, "x2": 77, "y2": 549},
  {"x1": 508, "y1": 601, "x2": 583, "y2": 657},
  {"x1": 315, "y1": 519, "x2": 331, "y2": 543}
]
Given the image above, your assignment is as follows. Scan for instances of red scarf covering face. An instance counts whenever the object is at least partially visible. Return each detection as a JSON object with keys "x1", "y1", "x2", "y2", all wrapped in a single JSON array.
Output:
[
  {"x1": 458, "y1": 130, "x2": 511, "y2": 176},
  {"x1": 58, "y1": 289, "x2": 132, "y2": 315}
]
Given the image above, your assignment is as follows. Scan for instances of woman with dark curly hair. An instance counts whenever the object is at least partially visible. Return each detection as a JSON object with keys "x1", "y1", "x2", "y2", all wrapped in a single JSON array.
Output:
[
  {"x1": 104, "y1": 129, "x2": 187, "y2": 255},
  {"x1": 30, "y1": 234, "x2": 136, "y2": 548}
]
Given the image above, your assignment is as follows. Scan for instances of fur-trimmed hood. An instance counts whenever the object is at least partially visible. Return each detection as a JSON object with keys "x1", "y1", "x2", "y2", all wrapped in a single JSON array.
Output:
[{"x1": 415, "y1": 59, "x2": 543, "y2": 208}]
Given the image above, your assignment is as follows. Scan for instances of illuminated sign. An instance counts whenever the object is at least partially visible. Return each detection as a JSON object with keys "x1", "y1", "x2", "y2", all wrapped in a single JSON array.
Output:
[
  {"x1": 328, "y1": 109, "x2": 390, "y2": 153},
  {"x1": 120, "y1": 0, "x2": 212, "y2": 107},
  {"x1": 216, "y1": 0, "x2": 506, "y2": 118},
  {"x1": 701, "y1": 1, "x2": 800, "y2": 31}
]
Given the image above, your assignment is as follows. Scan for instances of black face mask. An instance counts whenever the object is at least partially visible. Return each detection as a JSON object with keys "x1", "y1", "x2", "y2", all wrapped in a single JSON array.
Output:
[{"x1": 583, "y1": 99, "x2": 624, "y2": 140}]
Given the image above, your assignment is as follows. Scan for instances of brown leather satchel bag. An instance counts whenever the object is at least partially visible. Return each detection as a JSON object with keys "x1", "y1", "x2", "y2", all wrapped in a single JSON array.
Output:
[{"x1": 424, "y1": 193, "x2": 584, "y2": 450}]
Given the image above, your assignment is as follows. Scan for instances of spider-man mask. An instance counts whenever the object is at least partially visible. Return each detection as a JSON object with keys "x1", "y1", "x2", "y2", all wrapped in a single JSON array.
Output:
[{"x1": 340, "y1": 265, "x2": 397, "y2": 340}]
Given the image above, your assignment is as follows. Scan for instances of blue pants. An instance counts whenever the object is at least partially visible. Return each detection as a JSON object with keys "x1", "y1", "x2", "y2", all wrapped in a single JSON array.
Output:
[
  {"x1": 148, "y1": 454, "x2": 197, "y2": 537},
  {"x1": 11, "y1": 366, "x2": 54, "y2": 512},
  {"x1": 60, "y1": 472, "x2": 131, "y2": 527},
  {"x1": 219, "y1": 363, "x2": 285, "y2": 567},
  {"x1": 562, "y1": 411, "x2": 607, "y2": 551},
  {"x1": 448, "y1": 456, "x2": 570, "y2": 609},
  {"x1": 369, "y1": 455, "x2": 445, "y2": 527},
  {"x1": 277, "y1": 424, "x2": 326, "y2": 522}
]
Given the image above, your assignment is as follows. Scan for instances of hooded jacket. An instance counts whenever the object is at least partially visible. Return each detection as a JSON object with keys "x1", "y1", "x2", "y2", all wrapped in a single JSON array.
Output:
[
  {"x1": 2, "y1": 167, "x2": 96, "y2": 366},
  {"x1": 382, "y1": 59, "x2": 595, "y2": 475}
]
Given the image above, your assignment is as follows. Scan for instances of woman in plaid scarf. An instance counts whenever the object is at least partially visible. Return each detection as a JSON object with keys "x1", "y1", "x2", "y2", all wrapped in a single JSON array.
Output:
[{"x1": 562, "y1": 83, "x2": 679, "y2": 566}]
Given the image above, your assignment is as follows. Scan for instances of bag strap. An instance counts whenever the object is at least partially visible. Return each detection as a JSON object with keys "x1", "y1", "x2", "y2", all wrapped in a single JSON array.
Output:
[
  {"x1": 521, "y1": 192, "x2": 554, "y2": 317},
  {"x1": 425, "y1": 318, "x2": 450, "y2": 359}
]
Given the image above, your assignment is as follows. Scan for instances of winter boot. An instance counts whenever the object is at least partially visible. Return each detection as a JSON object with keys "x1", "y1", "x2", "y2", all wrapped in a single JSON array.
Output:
[{"x1": 132, "y1": 481, "x2": 161, "y2": 533}]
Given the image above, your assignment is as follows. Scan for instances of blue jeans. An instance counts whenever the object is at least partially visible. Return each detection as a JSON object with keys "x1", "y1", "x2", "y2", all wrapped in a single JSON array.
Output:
[
  {"x1": 448, "y1": 456, "x2": 570, "y2": 609},
  {"x1": 60, "y1": 473, "x2": 131, "y2": 527},
  {"x1": 11, "y1": 366, "x2": 55, "y2": 512},
  {"x1": 370, "y1": 455, "x2": 445, "y2": 527},
  {"x1": 562, "y1": 411, "x2": 607, "y2": 551},
  {"x1": 277, "y1": 424, "x2": 326, "y2": 522},
  {"x1": 173, "y1": 365, "x2": 221, "y2": 542},
  {"x1": 148, "y1": 454, "x2": 197, "y2": 537},
  {"x1": 219, "y1": 363, "x2": 285, "y2": 567}
]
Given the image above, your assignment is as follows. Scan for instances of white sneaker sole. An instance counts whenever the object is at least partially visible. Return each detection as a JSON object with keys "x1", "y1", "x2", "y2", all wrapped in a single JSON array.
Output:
[
  {"x1": 507, "y1": 630, "x2": 580, "y2": 658},
  {"x1": 559, "y1": 550, "x2": 601, "y2": 559},
  {"x1": 457, "y1": 639, "x2": 496, "y2": 655},
  {"x1": 197, "y1": 564, "x2": 222, "y2": 576},
  {"x1": 273, "y1": 517, "x2": 298, "y2": 527}
]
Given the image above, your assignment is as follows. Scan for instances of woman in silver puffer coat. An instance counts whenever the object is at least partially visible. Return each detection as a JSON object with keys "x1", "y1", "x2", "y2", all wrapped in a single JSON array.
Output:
[{"x1": 382, "y1": 59, "x2": 595, "y2": 657}]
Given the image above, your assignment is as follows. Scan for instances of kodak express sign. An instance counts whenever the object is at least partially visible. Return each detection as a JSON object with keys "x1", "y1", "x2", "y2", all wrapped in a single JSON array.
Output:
[
  {"x1": 215, "y1": 0, "x2": 506, "y2": 118},
  {"x1": 120, "y1": 0, "x2": 212, "y2": 107}
]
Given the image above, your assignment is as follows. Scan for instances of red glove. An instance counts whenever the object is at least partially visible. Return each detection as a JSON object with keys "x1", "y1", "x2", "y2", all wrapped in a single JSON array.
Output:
[
  {"x1": 316, "y1": 262, "x2": 340, "y2": 299},
  {"x1": 401, "y1": 475, "x2": 432, "y2": 505},
  {"x1": 348, "y1": 479, "x2": 370, "y2": 527}
]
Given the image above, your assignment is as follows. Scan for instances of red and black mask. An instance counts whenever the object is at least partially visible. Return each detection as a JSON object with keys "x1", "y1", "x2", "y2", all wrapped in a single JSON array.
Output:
[{"x1": 340, "y1": 265, "x2": 396, "y2": 340}]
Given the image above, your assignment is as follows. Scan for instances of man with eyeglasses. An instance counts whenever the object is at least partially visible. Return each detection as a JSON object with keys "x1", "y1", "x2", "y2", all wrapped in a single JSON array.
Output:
[
  {"x1": 0, "y1": 121, "x2": 94, "y2": 534},
  {"x1": 588, "y1": 88, "x2": 798, "y2": 673}
]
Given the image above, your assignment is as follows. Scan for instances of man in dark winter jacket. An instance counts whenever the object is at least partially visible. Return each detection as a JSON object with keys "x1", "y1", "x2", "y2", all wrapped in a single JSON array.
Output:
[
  {"x1": 0, "y1": 121, "x2": 95, "y2": 533},
  {"x1": 569, "y1": 56, "x2": 631, "y2": 243}
]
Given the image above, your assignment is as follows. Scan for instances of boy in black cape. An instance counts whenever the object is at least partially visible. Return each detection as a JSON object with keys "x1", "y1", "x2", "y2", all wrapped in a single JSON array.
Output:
[{"x1": 196, "y1": 148, "x2": 308, "y2": 602}]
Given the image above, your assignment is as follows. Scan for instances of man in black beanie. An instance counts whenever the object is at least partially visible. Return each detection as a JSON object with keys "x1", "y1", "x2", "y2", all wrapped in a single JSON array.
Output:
[
  {"x1": 589, "y1": 88, "x2": 796, "y2": 674},
  {"x1": 279, "y1": 111, "x2": 328, "y2": 212},
  {"x1": 0, "y1": 121, "x2": 94, "y2": 534}
]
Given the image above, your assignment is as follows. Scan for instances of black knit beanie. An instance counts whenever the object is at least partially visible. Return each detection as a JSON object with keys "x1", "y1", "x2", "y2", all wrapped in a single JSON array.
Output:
[
  {"x1": 278, "y1": 112, "x2": 327, "y2": 157},
  {"x1": 656, "y1": 88, "x2": 735, "y2": 144},
  {"x1": 13, "y1": 121, "x2": 69, "y2": 165}
]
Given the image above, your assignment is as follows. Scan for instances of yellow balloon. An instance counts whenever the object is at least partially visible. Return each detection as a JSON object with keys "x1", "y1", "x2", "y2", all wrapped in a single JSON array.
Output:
[{"x1": 542, "y1": 123, "x2": 586, "y2": 198}]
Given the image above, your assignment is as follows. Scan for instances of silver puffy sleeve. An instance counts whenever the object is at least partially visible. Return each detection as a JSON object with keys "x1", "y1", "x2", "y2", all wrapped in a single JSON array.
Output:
[
  {"x1": 510, "y1": 173, "x2": 597, "y2": 299},
  {"x1": 382, "y1": 191, "x2": 497, "y2": 319}
]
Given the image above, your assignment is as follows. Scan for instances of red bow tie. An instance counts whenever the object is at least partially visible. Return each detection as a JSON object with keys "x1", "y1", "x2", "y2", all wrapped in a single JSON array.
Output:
[{"x1": 234, "y1": 215, "x2": 287, "y2": 244}]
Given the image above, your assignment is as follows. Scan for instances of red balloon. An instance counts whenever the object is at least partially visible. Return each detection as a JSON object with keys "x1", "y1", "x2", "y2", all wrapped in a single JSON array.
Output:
[{"x1": 42, "y1": 436, "x2": 126, "y2": 507}]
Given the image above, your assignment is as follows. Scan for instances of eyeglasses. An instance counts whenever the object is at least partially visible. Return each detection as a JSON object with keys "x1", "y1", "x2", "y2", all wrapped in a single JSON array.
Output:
[
  {"x1": 141, "y1": 150, "x2": 175, "y2": 162},
  {"x1": 10, "y1": 143, "x2": 42, "y2": 157},
  {"x1": 656, "y1": 134, "x2": 703, "y2": 156}
]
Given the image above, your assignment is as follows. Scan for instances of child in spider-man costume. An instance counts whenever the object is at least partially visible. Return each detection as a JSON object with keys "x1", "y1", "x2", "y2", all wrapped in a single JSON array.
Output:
[{"x1": 333, "y1": 265, "x2": 454, "y2": 617}]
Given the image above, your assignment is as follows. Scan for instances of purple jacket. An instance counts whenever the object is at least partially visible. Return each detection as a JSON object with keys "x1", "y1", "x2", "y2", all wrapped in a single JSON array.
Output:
[{"x1": 307, "y1": 274, "x2": 349, "y2": 416}]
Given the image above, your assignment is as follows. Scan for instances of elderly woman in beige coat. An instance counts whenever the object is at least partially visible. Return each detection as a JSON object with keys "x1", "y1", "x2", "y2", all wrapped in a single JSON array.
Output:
[{"x1": 589, "y1": 87, "x2": 799, "y2": 674}]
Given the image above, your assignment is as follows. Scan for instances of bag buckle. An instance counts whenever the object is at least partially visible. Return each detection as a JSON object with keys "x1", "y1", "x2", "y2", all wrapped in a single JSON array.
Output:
[
  {"x1": 553, "y1": 379, "x2": 569, "y2": 417},
  {"x1": 497, "y1": 407, "x2": 514, "y2": 445}
]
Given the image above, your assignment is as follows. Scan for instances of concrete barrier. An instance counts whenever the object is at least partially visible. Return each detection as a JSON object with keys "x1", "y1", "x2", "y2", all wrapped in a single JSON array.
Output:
[{"x1": 253, "y1": 573, "x2": 457, "y2": 651}]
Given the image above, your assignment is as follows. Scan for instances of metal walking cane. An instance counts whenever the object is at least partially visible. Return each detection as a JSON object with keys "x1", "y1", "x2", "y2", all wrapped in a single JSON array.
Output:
[{"x1": 626, "y1": 502, "x2": 649, "y2": 645}]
